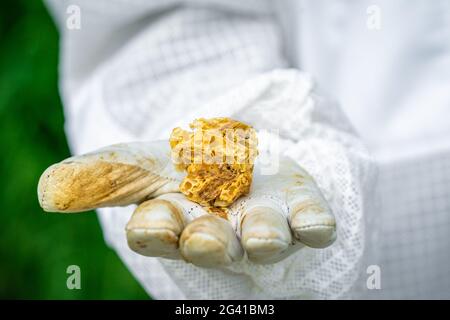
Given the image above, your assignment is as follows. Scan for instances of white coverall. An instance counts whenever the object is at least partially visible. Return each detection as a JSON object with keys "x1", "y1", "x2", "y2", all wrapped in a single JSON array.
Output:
[{"x1": 45, "y1": 0, "x2": 450, "y2": 299}]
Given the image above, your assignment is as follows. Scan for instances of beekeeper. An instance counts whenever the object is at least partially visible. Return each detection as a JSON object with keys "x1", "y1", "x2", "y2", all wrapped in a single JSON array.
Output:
[{"x1": 43, "y1": 0, "x2": 450, "y2": 299}]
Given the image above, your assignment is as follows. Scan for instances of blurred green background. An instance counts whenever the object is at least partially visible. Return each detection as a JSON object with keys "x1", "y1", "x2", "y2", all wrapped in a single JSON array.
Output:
[{"x1": 0, "y1": 0, "x2": 148, "y2": 299}]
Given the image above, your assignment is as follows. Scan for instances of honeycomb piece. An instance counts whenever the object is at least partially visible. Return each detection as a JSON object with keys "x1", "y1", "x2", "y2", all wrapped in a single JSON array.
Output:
[{"x1": 170, "y1": 118, "x2": 258, "y2": 211}]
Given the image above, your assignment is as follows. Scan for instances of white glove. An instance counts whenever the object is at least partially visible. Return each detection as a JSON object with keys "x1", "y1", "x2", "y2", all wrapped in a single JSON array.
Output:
[
  {"x1": 40, "y1": 67, "x2": 374, "y2": 299},
  {"x1": 38, "y1": 140, "x2": 336, "y2": 267}
]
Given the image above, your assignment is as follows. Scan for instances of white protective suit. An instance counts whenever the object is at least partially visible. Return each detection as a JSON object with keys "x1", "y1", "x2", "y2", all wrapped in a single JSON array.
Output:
[{"x1": 45, "y1": 0, "x2": 450, "y2": 299}]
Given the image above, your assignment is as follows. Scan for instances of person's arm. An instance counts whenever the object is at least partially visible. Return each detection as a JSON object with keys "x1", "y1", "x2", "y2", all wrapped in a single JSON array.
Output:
[
  {"x1": 45, "y1": 0, "x2": 287, "y2": 152},
  {"x1": 43, "y1": 0, "x2": 375, "y2": 299}
]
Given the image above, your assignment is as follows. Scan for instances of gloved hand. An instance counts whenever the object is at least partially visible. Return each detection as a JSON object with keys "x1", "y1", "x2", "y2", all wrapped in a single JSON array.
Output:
[{"x1": 38, "y1": 140, "x2": 336, "y2": 267}]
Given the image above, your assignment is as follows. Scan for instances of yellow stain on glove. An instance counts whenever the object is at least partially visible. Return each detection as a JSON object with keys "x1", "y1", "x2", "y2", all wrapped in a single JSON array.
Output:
[{"x1": 170, "y1": 118, "x2": 258, "y2": 211}]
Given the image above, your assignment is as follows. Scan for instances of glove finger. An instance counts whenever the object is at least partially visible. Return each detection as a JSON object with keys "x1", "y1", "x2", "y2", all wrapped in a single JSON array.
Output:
[
  {"x1": 126, "y1": 192, "x2": 208, "y2": 259},
  {"x1": 126, "y1": 198, "x2": 185, "y2": 259},
  {"x1": 180, "y1": 215, "x2": 244, "y2": 268},
  {"x1": 37, "y1": 140, "x2": 182, "y2": 213},
  {"x1": 287, "y1": 165, "x2": 336, "y2": 248},
  {"x1": 238, "y1": 198, "x2": 292, "y2": 264}
]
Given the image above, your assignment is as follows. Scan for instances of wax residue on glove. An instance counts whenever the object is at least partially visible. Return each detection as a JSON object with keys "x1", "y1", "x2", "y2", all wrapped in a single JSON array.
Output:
[{"x1": 170, "y1": 118, "x2": 258, "y2": 213}]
